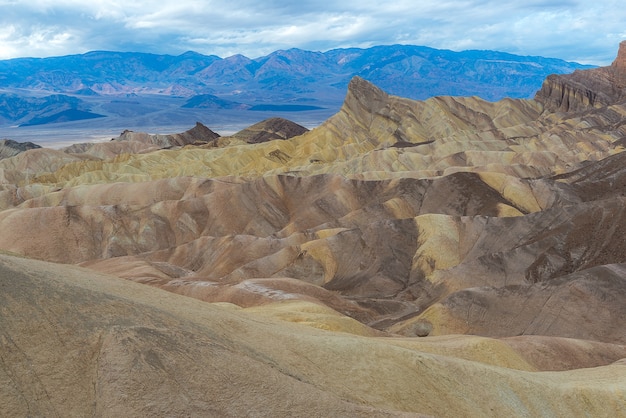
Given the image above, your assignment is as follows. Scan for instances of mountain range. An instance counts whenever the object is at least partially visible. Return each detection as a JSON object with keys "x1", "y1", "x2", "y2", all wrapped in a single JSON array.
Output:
[
  {"x1": 0, "y1": 44, "x2": 592, "y2": 129},
  {"x1": 1, "y1": 42, "x2": 625, "y2": 416}
]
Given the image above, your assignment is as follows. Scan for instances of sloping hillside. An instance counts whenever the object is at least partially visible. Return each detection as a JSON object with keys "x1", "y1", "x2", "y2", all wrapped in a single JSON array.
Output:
[{"x1": 1, "y1": 253, "x2": 625, "y2": 417}]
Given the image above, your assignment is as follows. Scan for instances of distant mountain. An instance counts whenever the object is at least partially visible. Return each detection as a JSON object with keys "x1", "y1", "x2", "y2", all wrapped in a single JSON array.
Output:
[
  {"x1": 0, "y1": 50, "x2": 221, "y2": 93},
  {"x1": 0, "y1": 93, "x2": 83, "y2": 124},
  {"x1": 20, "y1": 109, "x2": 105, "y2": 126},
  {"x1": 0, "y1": 45, "x2": 594, "y2": 127},
  {"x1": 182, "y1": 94, "x2": 250, "y2": 110}
]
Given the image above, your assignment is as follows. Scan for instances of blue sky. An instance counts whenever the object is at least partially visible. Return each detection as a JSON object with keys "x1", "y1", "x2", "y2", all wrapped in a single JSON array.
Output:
[{"x1": 0, "y1": 0, "x2": 624, "y2": 65}]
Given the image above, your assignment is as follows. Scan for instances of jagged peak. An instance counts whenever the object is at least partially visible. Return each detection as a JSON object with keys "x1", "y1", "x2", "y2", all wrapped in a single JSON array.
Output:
[
  {"x1": 185, "y1": 121, "x2": 220, "y2": 139},
  {"x1": 229, "y1": 117, "x2": 308, "y2": 144},
  {"x1": 611, "y1": 41, "x2": 626, "y2": 69},
  {"x1": 347, "y1": 76, "x2": 387, "y2": 100},
  {"x1": 610, "y1": 40, "x2": 626, "y2": 88},
  {"x1": 535, "y1": 41, "x2": 626, "y2": 112},
  {"x1": 343, "y1": 76, "x2": 390, "y2": 115}
]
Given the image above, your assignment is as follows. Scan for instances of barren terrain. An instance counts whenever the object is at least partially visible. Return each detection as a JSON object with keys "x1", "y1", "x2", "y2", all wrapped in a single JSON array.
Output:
[{"x1": 1, "y1": 43, "x2": 626, "y2": 416}]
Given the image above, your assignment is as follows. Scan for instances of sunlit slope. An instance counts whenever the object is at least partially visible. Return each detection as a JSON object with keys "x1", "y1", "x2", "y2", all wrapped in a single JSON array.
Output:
[
  {"x1": 1, "y1": 164, "x2": 625, "y2": 341},
  {"x1": 1, "y1": 253, "x2": 625, "y2": 417}
]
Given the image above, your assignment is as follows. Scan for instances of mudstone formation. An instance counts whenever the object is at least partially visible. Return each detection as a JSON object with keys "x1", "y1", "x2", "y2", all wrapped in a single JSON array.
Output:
[{"x1": 1, "y1": 43, "x2": 626, "y2": 416}]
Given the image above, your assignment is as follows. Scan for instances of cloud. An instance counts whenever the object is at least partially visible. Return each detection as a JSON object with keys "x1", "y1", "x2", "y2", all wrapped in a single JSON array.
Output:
[{"x1": 0, "y1": 0, "x2": 623, "y2": 64}]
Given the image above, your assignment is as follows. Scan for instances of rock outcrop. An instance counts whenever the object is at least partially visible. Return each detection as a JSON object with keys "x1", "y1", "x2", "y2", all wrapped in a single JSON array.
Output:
[
  {"x1": 113, "y1": 121, "x2": 220, "y2": 147},
  {"x1": 69, "y1": 121, "x2": 221, "y2": 158},
  {"x1": 228, "y1": 117, "x2": 309, "y2": 144},
  {"x1": 535, "y1": 40, "x2": 626, "y2": 112},
  {"x1": 0, "y1": 138, "x2": 41, "y2": 160}
]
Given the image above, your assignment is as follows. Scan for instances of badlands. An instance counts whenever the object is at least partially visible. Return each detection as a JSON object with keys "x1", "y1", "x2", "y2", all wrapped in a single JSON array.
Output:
[{"x1": 1, "y1": 43, "x2": 626, "y2": 416}]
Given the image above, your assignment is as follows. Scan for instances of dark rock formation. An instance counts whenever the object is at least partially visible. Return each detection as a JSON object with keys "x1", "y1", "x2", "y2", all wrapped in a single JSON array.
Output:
[
  {"x1": 229, "y1": 117, "x2": 309, "y2": 144},
  {"x1": 0, "y1": 138, "x2": 41, "y2": 160},
  {"x1": 59, "y1": 122, "x2": 221, "y2": 159},
  {"x1": 115, "y1": 121, "x2": 220, "y2": 147}
]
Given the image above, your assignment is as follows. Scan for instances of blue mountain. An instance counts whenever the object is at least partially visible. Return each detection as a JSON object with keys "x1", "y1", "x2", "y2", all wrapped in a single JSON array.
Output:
[{"x1": 0, "y1": 45, "x2": 593, "y2": 127}]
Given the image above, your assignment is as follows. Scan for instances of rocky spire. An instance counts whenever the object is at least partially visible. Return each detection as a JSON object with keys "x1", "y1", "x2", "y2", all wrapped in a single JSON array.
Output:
[
  {"x1": 611, "y1": 41, "x2": 626, "y2": 69},
  {"x1": 344, "y1": 76, "x2": 389, "y2": 116},
  {"x1": 610, "y1": 40, "x2": 626, "y2": 87},
  {"x1": 535, "y1": 41, "x2": 626, "y2": 112}
]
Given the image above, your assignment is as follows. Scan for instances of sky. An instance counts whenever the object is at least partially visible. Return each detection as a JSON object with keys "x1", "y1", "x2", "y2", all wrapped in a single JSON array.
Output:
[{"x1": 0, "y1": 0, "x2": 624, "y2": 65}]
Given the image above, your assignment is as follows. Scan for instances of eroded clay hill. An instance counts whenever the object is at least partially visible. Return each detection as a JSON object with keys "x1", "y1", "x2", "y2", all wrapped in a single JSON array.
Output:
[
  {"x1": 1, "y1": 253, "x2": 625, "y2": 417},
  {"x1": 1, "y1": 43, "x2": 626, "y2": 416}
]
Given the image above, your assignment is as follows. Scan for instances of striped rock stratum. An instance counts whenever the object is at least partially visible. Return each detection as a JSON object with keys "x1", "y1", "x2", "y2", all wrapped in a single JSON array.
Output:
[{"x1": 1, "y1": 42, "x2": 626, "y2": 416}]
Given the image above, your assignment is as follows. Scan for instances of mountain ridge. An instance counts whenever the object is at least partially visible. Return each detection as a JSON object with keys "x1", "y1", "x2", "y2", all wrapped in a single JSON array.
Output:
[
  {"x1": 0, "y1": 44, "x2": 593, "y2": 129},
  {"x1": 1, "y1": 44, "x2": 592, "y2": 99}
]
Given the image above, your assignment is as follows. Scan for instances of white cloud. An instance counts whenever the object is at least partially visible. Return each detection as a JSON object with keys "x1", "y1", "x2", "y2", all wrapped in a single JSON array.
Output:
[{"x1": 0, "y1": 0, "x2": 623, "y2": 64}]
